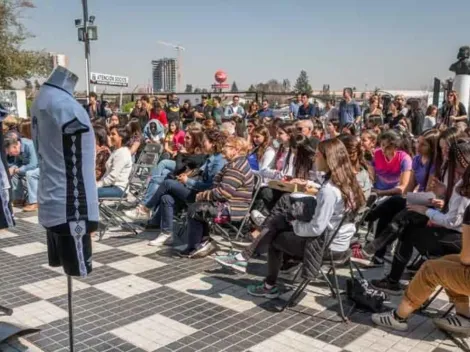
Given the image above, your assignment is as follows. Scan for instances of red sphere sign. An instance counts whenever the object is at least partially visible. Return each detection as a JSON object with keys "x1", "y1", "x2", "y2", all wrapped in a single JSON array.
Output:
[{"x1": 214, "y1": 70, "x2": 227, "y2": 84}]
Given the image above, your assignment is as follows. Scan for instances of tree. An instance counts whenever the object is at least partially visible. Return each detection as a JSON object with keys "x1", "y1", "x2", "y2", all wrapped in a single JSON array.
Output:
[
  {"x1": 294, "y1": 70, "x2": 313, "y2": 95},
  {"x1": 0, "y1": 1, "x2": 51, "y2": 89},
  {"x1": 194, "y1": 87, "x2": 202, "y2": 93},
  {"x1": 282, "y1": 79, "x2": 291, "y2": 92},
  {"x1": 184, "y1": 84, "x2": 193, "y2": 93},
  {"x1": 247, "y1": 84, "x2": 256, "y2": 92},
  {"x1": 201, "y1": 88, "x2": 208, "y2": 93},
  {"x1": 230, "y1": 81, "x2": 239, "y2": 93}
]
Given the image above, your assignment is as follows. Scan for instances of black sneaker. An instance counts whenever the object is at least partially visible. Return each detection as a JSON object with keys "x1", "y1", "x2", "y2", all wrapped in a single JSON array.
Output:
[
  {"x1": 176, "y1": 247, "x2": 195, "y2": 258},
  {"x1": 370, "y1": 277, "x2": 403, "y2": 296},
  {"x1": 370, "y1": 256, "x2": 385, "y2": 267}
]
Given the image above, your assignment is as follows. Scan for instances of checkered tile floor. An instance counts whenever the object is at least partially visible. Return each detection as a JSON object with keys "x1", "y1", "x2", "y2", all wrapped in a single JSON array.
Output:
[{"x1": 0, "y1": 210, "x2": 468, "y2": 352}]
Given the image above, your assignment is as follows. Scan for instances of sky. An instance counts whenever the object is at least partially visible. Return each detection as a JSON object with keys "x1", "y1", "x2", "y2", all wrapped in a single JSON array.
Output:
[{"x1": 22, "y1": 0, "x2": 470, "y2": 92}]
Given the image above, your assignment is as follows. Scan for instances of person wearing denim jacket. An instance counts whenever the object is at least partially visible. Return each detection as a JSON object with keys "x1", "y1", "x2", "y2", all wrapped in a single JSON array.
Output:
[
  {"x1": 138, "y1": 130, "x2": 228, "y2": 246},
  {"x1": 5, "y1": 135, "x2": 39, "y2": 210}
]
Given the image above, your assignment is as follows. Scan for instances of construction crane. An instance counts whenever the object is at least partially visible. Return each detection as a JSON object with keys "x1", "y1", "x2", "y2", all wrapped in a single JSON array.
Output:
[{"x1": 158, "y1": 41, "x2": 185, "y2": 92}]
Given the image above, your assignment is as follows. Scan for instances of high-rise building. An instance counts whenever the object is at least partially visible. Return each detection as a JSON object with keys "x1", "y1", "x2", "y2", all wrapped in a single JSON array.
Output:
[
  {"x1": 152, "y1": 58, "x2": 177, "y2": 92},
  {"x1": 49, "y1": 53, "x2": 69, "y2": 69}
]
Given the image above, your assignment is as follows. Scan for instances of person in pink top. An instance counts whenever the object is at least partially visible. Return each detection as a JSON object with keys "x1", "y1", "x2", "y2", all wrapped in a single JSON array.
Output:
[
  {"x1": 372, "y1": 130, "x2": 412, "y2": 196},
  {"x1": 162, "y1": 120, "x2": 185, "y2": 159},
  {"x1": 149, "y1": 101, "x2": 168, "y2": 127}
]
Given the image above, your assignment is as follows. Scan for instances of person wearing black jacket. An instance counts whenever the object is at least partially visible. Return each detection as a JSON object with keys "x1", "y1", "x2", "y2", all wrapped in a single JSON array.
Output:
[
  {"x1": 130, "y1": 99, "x2": 150, "y2": 128},
  {"x1": 407, "y1": 100, "x2": 425, "y2": 136}
]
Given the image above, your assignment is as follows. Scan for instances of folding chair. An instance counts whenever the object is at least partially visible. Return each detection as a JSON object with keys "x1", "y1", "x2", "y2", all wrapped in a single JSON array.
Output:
[
  {"x1": 128, "y1": 143, "x2": 162, "y2": 203},
  {"x1": 208, "y1": 173, "x2": 262, "y2": 250},
  {"x1": 280, "y1": 212, "x2": 361, "y2": 322},
  {"x1": 98, "y1": 145, "x2": 161, "y2": 240}
]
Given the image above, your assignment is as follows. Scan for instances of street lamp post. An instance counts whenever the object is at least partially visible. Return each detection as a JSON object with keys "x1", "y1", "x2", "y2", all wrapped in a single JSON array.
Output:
[{"x1": 75, "y1": 0, "x2": 98, "y2": 103}]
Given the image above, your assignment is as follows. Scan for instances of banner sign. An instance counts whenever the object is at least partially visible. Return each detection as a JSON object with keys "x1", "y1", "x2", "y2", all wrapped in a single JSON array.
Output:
[{"x1": 90, "y1": 72, "x2": 129, "y2": 87}]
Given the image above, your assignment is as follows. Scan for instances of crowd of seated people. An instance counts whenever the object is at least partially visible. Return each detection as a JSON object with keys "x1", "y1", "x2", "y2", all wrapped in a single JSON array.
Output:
[{"x1": 82, "y1": 91, "x2": 470, "y2": 337}]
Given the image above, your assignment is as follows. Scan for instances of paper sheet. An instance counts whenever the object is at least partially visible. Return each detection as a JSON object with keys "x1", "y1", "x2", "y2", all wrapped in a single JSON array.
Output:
[{"x1": 406, "y1": 192, "x2": 435, "y2": 206}]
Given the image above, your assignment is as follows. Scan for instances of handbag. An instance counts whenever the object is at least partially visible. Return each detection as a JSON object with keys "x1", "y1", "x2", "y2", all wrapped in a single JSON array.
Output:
[{"x1": 346, "y1": 276, "x2": 388, "y2": 313}]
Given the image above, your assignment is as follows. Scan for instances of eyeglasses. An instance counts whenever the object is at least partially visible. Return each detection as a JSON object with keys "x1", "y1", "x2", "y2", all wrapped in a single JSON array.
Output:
[{"x1": 297, "y1": 127, "x2": 306, "y2": 131}]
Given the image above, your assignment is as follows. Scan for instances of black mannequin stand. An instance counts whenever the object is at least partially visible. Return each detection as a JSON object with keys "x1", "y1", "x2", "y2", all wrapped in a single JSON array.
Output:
[{"x1": 67, "y1": 276, "x2": 74, "y2": 352}]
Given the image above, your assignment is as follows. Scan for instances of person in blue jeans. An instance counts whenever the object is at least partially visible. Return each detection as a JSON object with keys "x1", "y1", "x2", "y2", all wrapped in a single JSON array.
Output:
[
  {"x1": 5, "y1": 133, "x2": 39, "y2": 211},
  {"x1": 125, "y1": 131, "x2": 207, "y2": 220},
  {"x1": 134, "y1": 129, "x2": 227, "y2": 246}
]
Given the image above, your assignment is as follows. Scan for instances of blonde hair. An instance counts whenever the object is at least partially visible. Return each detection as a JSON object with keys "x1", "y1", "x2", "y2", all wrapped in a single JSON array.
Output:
[{"x1": 227, "y1": 136, "x2": 250, "y2": 156}]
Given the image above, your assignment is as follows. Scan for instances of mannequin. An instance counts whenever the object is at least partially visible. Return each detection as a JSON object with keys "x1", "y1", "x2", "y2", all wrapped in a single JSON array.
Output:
[
  {"x1": 31, "y1": 66, "x2": 98, "y2": 351},
  {"x1": 31, "y1": 66, "x2": 98, "y2": 278}
]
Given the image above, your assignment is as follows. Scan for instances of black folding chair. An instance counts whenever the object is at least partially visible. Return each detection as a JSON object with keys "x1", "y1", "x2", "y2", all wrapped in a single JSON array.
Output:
[
  {"x1": 128, "y1": 143, "x2": 162, "y2": 203},
  {"x1": 280, "y1": 212, "x2": 360, "y2": 322}
]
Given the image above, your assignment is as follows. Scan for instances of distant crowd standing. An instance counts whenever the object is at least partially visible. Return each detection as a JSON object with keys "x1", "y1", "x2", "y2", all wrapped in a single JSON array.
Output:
[{"x1": 4, "y1": 86, "x2": 470, "y2": 337}]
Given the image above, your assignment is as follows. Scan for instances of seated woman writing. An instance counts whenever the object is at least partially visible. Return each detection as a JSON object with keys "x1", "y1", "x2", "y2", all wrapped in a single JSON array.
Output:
[
  {"x1": 143, "y1": 130, "x2": 227, "y2": 246},
  {"x1": 177, "y1": 137, "x2": 254, "y2": 258},
  {"x1": 244, "y1": 138, "x2": 365, "y2": 298},
  {"x1": 362, "y1": 139, "x2": 470, "y2": 295},
  {"x1": 372, "y1": 167, "x2": 470, "y2": 335},
  {"x1": 251, "y1": 129, "x2": 318, "y2": 226}
]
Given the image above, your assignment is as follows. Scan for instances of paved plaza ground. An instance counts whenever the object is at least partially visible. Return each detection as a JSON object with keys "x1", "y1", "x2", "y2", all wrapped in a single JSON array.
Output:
[{"x1": 0, "y1": 209, "x2": 468, "y2": 352}]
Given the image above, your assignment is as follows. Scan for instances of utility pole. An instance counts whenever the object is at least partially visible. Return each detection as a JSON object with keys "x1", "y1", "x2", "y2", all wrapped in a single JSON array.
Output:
[{"x1": 82, "y1": 0, "x2": 91, "y2": 103}]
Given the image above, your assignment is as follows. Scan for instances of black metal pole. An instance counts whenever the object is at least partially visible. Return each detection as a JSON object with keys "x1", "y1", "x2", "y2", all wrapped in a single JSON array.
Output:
[
  {"x1": 67, "y1": 276, "x2": 75, "y2": 352},
  {"x1": 82, "y1": 0, "x2": 91, "y2": 103}
]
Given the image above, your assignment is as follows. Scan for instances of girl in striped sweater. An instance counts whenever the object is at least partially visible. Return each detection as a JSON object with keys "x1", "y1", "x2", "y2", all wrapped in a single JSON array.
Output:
[{"x1": 178, "y1": 137, "x2": 254, "y2": 258}]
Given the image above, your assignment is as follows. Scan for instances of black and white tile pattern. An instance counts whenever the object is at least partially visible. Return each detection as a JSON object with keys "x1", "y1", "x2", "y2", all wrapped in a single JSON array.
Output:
[{"x1": 0, "y1": 211, "x2": 467, "y2": 352}]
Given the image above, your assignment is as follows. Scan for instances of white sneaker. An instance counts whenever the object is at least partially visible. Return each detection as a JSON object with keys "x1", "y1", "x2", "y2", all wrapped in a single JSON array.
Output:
[
  {"x1": 148, "y1": 232, "x2": 173, "y2": 246},
  {"x1": 124, "y1": 207, "x2": 149, "y2": 221},
  {"x1": 433, "y1": 314, "x2": 470, "y2": 336},
  {"x1": 371, "y1": 310, "x2": 408, "y2": 332},
  {"x1": 250, "y1": 210, "x2": 266, "y2": 227}
]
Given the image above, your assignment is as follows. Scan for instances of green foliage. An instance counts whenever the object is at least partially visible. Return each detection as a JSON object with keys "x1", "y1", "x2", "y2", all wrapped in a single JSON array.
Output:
[
  {"x1": 184, "y1": 84, "x2": 193, "y2": 93},
  {"x1": 26, "y1": 98, "x2": 33, "y2": 116},
  {"x1": 0, "y1": 1, "x2": 51, "y2": 89},
  {"x1": 122, "y1": 101, "x2": 135, "y2": 113},
  {"x1": 294, "y1": 70, "x2": 313, "y2": 95},
  {"x1": 231, "y1": 81, "x2": 239, "y2": 92}
]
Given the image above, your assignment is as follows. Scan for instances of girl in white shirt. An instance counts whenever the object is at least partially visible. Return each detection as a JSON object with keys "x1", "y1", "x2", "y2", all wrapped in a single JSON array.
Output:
[{"x1": 97, "y1": 126, "x2": 133, "y2": 198}]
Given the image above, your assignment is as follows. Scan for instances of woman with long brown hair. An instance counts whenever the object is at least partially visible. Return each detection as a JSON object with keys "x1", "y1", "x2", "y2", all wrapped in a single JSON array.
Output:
[
  {"x1": 216, "y1": 138, "x2": 366, "y2": 280},
  {"x1": 337, "y1": 134, "x2": 372, "y2": 199},
  {"x1": 247, "y1": 126, "x2": 275, "y2": 171},
  {"x1": 440, "y1": 90, "x2": 468, "y2": 127},
  {"x1": 126, "y1": 119, "x2": 143, "y2": 157}
]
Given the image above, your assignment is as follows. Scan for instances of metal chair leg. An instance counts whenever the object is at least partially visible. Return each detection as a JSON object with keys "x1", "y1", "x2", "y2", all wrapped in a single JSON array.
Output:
[
  {"x1": 420, "y1": 287, "x2": 444, "y2": 311},
  {"x1": 280, "y1": 279, "x2": 310, "y2": 312},
  {"x1": 330, "y1": 259, "x2": 348, "y2": 322}
]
